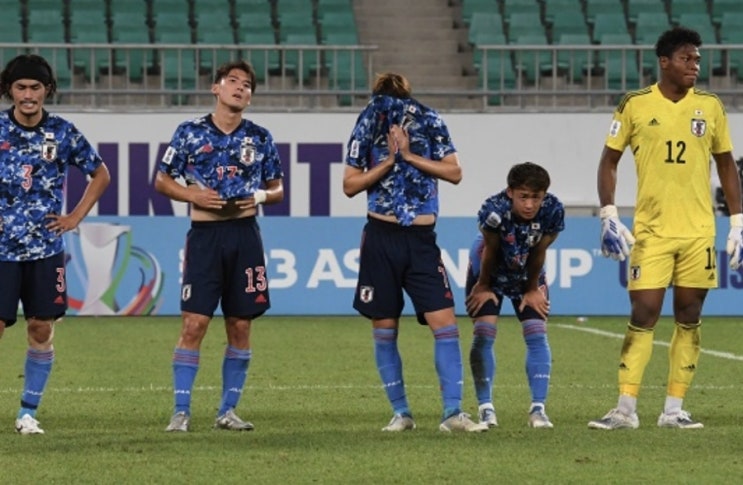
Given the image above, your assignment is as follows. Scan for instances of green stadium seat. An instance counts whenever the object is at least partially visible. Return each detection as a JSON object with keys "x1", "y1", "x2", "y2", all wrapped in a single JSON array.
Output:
[
  {"x1": 479, "y1": 51, "x2": 517, "y2": 105},
  {"x1": 669, "y1": 0, "x2": 709, "y2": 24},
  {"x1": 197, "y1": 29, "x2": 239, "y2": 72},
  {"x1": 153, "y1": 11, "x2": 193, "y2": 39},
  {"x1": 460, "y1": 0, "x2": 499, "y2": 27},
  {"x1": 507, "y1": 12, "x2": 546, "y2": 42},
  {"x1": 597, "y1": 33, "x2": 640, "y2": 90},
  {"x1": 511, "y1": 34, "x2": 551, "y2": 84},
  {"x1": 626, "y1": 0, "x2": 667, "y2": 25},
  {"x1": 33, "y1": 47, "x2": 73, "y2": 90},
  {"x1": 112, "y1": 29, "x2": 154, "y2": 82},
  {"x1": 0, "y1": 10, "x2": 24, "y2": 43},
  {"x1": 502, "y1": 0, "x2": 539, "y2": 22},
  {"x1": 634, "y1": 12, "x2": 671, "y2": 39},
  {"x1": 71, "y1": 29, "x2": 113, "y2": 82},
  {"x1": 556, "y1": 33, "x2": 593, "y2": 83},
  {"x1": 468, "y1": 12, "x2": 504, "y2": 45},
  {"x1": 591, "y1": 13, "x2": 629, "y2": 42},
  {"x1": 585, "y1": 0, "x2": 624, "y2": 25},
  {"x1": 238, "y1": 28, "x2": 280, "y2": 83},
  {"x1": 719, "y1": 13, "x2": 743, "y2": 43},
  {"x1": 282, "y1": 33, "x2": 323, "y2": 85},
  {"x1": 712, "y1": 0, "x2": 743, "y2": 25},
  {"x1": 318, "y1": 11, "x2": 358, "y2": 43},
  {"x1": 472, "y1": 32, "x2": 507, "y2": 71},
  {"x1": 543, "y1": 0, "x2": 583, "y2": 24},
  {"x1": 550, "y1": 11, "x2": 590, "y2": 40},
  {"x1": 277, "y1": 11, "x2": 316, "y2": 43},
  {"x1": 192, "y1": 0, "x2": 232, "y2": 18}
]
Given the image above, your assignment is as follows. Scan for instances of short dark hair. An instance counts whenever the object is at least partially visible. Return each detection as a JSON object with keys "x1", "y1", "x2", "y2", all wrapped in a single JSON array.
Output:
[
  {"x1": 655, "y1": 26, "x2": 702, "y2": 58},
  {"x1": 372, "y1": 72, "x2": 412, "y2": 98},
  {"x1": 213, "y1": 60, "x2": 257, "y2": 92},
  {"x1": 0, "y1": 54, "x2": 57, "y2": 99},
  {"x1": 507, "y1": 162, "x2": 551, "y2": 192}
]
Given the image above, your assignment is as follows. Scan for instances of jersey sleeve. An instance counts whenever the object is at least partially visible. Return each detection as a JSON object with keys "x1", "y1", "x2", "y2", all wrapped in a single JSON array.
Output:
[
  {"x1": 67, "y1": 123, "x2": 104, "y2": 175},
  {"x1": 711, "y1": 96, "x2": 733, "y2": 155},
  {"x1": 604, "y1": 95, "x2": 633, "y2": 152},
  {"x1": 476, "y1": 193, "x2": 508, "y2": 234},
  {"x1": 426, "y1": 109, "x2": 456, "y2": 161},
  {"x1": 260, "y1": 130, "x2": 283, "y2": 181},
  {"x1": 158, "y1": 123, "x2": 189, "y2": 180},
  {"x1": 345, "y1": 101, "x2": 377, "y2": 169},
  {"x1": 542, "y1": 194, "x2": 566, "y2": 234}
]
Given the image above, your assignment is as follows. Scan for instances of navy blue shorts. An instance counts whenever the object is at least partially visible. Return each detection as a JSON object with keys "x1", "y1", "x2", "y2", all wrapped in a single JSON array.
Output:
[
  {"x1": 0, "y1": 252, "x2": 67, "y2": 327},
  {"x1": 465, "y1": 265, "x2": 549, "y2": 321},
  {"x1": 181, "y1": 217, "x2": 270, "y2": 319},
  {"x1": 353, "y1": 217, "x2": 455, "y2": 325}
]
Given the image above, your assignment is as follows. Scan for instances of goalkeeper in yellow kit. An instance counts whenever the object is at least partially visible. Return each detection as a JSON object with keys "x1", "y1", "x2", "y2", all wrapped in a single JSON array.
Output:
[{"x1": 589, "y1": 26, "x2": 743, "y2": 430}]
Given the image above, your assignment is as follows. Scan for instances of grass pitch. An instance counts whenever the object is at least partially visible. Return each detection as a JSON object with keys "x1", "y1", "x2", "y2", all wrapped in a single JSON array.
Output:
[{"x1": 1, "y1": 315, "x2": 742, "y2": 484}]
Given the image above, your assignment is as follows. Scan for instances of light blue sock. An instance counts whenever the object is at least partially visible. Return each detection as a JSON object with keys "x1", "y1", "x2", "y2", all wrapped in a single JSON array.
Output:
[
  {"x1": 18, "y1": 348, "x2": 54, "y2": 419},
  {"x1": 172, "y1": 348, "x2": 199, "y2": 415},
  {"x1": 373, "y1": 328, "x2": 410, "y2": 416},
  {"x1": 470, "y1": 321, "x2": 496, "y2": 406},
  {"x1": 218, "y1": 346, "x2": 252, "y2": 416},
  {"x1": 522, "y1": 319, "x2": 551, "y2": 404},
  {"x1": 434, "y1": 325, "x2": 463, "y2": 419}
]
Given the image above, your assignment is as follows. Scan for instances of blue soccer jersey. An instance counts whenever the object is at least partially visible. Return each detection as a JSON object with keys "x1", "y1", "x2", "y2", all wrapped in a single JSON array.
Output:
[
  {"x1": 345, "y1": 95, "x2": 456, "y2": 226},
  {"x1": 158, "y1": 114, "x2": 283, "y2": 199},
  {"x1": 0, "y1": 109, "x2": 104, "y2": 262},
  {"x1": 470, "y1": 190, "x2": 565, "y2": 299}
]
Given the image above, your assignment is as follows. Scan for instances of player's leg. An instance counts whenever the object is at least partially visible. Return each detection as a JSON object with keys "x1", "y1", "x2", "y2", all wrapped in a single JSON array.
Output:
[
  {"x1": 213, "y1": 218, "x2": 268, "y2": 431},
  {"x1": 353, "y1": 219, "x2": 412, "y2": 430},
  {"x1": 515, "y1": 283, "x2": 553, "y2": 428},
  {"x1": 15, "y1": 254, "x2": 66, "y2": 435},
  {"x1": 463, "y1": 257, "x2": 499, "y2": 426},
  {"x1": 167, "y1": 223, "x2": 221, "y2": 432},
  {"x1": 589, "y1": 236, "x2": 673, "y2": 430},
  {"x1": 657, "y1": 237, "x2": 715, "y2": 429},
  {"x1": 410, "y1": 230, "x2": 487, "y2": 432}
]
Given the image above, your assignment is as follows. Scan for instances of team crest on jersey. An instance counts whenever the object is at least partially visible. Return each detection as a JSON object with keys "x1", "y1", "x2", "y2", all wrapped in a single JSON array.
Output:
[
  {"x1": 691, "y1": 119, "x2": 706, "y2": 137},
  {"x1": 527, "y1": 223, "x2": 542, "y2": 247},
  {"x1": 41, "y1": 132, "x2": 57, "y2": 162},
  {"x1": 630, "y1": 265, "x2": 641, "y2": 280},
  {"x1": 240, "y1": 137, "x2": 256, "y2": 165},
  {"x1": 359, "y1": 285, "x2": 374, "y2": 303}
]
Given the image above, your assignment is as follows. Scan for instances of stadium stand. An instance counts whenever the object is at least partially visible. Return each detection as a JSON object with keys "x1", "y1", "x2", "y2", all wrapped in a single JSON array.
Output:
[
  {"x1": 668, "y1": 0, "x2": 709, "y2": 24},
  {"x1": 584, "y1": 0, "x2": 624, "y2": 25},
  {"x1": 711, "y1": 0, "x2": 743, "y2": 26},
  {"x1": 543, "y1": 0, "x2": 582, "y2": 25},
  {"x1": 626, "y1": 0, "x2": 667, "y2": 25},
  {"x1": 460, "y1": 0, "x2": 499, "y2": 27},
  {"x1": 507, "y1": 12, "x2": 545, "y2": 41},
  {"x1": 591, "y1": 13, "x2": 630, "y2": 43},
  {"x1": 555, "y1": 32, "x2": 593, "y2": 84}
]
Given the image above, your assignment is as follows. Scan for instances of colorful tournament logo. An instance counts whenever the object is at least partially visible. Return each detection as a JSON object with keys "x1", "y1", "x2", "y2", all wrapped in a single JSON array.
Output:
[{"x1": 64, "y1": 222, "x2": 164, "y2": 315}]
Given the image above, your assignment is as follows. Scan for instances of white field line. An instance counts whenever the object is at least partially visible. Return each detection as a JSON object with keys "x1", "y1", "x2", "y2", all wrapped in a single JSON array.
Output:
[
  {"x1": 0, "y1": 323, "x2": 739, "y2": 395},
  {"x1": 555, "y1": 323, "x2": 743, "y2": 361}
]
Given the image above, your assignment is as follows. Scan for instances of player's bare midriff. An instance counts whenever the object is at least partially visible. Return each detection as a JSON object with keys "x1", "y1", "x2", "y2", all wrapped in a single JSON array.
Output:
[
  {"x1": 191, "y1": 201, "x2": 257, "y2": 221},
  {"x1": 368, "y1": 212, "x2": 436, "y2": 226}
]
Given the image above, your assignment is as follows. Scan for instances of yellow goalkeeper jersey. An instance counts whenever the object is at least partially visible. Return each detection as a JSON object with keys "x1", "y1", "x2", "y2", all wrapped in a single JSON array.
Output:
[{"x1": 605, "y1": 83, "x2": 733, "y2": 238}]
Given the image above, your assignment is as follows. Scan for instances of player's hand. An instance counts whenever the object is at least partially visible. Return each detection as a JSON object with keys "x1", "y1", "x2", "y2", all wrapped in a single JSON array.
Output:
[
  {"x1": 45, "y1": 213, "x2": 82, "y2": 236},
  {"x1": 599, "y1": 205, "x2": 635, "y2": 261},
  {"x1": 389, "y1": 124, "x2": 410, "y2": 157},
  {"x1": 233, "y1": 190, "x2": 267, "y2": 210},
  {"x1": 465, "y1": 282, "x2": 499, "y2": 317},
  {"x1": 726, "y1": 213, "x2": 743, "y2": 270},
  {"x1": 191, "y1": 187, "x2": 226, "y2": 210},
  {"x1": 518, "y1": 287, "x2": 550, "y2": 320}
]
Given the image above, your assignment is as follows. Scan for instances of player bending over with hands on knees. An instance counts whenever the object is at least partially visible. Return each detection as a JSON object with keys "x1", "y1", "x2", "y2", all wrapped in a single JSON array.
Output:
[
  {"x1": 344, "y1": 72, "x2": 488, "y2": 433},
  {"x1": 466, "y1": 162, "x2": 564, "y2": 429},
  {"x1": 155, "y1": 60, "x2": 284, "y2": 432},
  {"x1": 588, "y1": 26, "x2": 743, "y2": 431},
  {"x1": 0, "y1": 54, "x2": 110, "y2": 435}
]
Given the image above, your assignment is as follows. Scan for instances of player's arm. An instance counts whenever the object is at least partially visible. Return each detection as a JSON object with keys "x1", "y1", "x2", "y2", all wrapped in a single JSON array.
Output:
[
  {"x1": 154, "y1": 170, "x2": 225, "y2": 210},
  {"x1": 391, "y1": 124, "x2": 462, "y2": 184},
  {"x1": 714, "y1": 151, "x2": 743, "y2": 269},
  {"x1": 46, "y1": 164, "x2": 111, "y2": 235},
  {"x1": 342, "y1": 132, "x2": 396, "y2": 198},
  {"x1": 519, "y1": 232, "x2": 558, "y2": 319},
  {"x1": 465, "y1": 228, "x2": 500, "y2": 316},
  {"x1": 233, "y1": 178, "x2": 284, "y2": 210},
  {"x1": 597, "y1": 146, "x2": 634, "y2": 261}
]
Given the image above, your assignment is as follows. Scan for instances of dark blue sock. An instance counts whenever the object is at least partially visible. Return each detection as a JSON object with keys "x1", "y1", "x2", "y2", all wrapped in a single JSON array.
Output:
[
  {"x1": 218, "y1": 346, "x2": 252, "y2": 416},
  {"x1": 373, "y1": 328, "x2": 410, "y2": 416},
  {"x1": 18, "y1": 348, "x2": 54, "y2": 419},
  {"x1": 172, "y1": 348, "x2": 199, "y2": 415},
  {"x1": 434, "y1": 325, "x2": 463, "y2": 419},
  {"x1": 470, "y1": 321, "x2": 496, "y2": 406},
  {"x1": 522, "y1": 319, "x2": 551, "y2": 404}
]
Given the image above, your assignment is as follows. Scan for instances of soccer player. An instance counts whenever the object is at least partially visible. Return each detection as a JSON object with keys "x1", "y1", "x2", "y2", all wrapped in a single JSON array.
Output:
[
  {"x1": 588, "y1": 26, "x2": 743, "y2": 430},
  {"x1": 466, "y1": 162, "x2": 564, "y2": 429},
  {"x1": 0, "y1": 54, "x2": 111, "y2": 434},
  {"x1": 343, "y1": 72, "x2": 487, "y2": 433},
  {"x1": 155, "y1": 60, "x2": 284, "y2": 432}
]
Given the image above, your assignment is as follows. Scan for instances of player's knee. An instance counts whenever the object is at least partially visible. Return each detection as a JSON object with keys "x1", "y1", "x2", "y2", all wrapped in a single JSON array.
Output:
[
  {"x1": 180, "y1": 314, "x2": 210, "y2": 345},
  {"x1": 27, "y1": 319, "x2": 54, "y2": 347}
]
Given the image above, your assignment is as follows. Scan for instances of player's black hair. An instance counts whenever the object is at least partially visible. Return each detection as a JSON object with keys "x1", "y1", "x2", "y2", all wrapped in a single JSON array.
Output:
[
  {"x1": 372, "y1": 72, "x2": 412, "y2": 98},
  {"x1": 507, "y1": 162, "x2": 551, "y2": 192},
  {"x1": 0, "y1": 54, "x2": 57, "y2": 99},
  {"x1": 213, "y1": 60, "x2": 257, "y2": 93},
  {"x1": 655, "y1": 26, "x2": 702, "y2": 58}
]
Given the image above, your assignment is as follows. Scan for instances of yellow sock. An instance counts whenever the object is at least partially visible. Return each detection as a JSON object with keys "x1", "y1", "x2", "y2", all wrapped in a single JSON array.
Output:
[
  {"x1": 618, "y1": 323, "x2": 654, "y2": 397},
  {"x1": 667, "y1": 322, "x2": 701, "y2": 399}
]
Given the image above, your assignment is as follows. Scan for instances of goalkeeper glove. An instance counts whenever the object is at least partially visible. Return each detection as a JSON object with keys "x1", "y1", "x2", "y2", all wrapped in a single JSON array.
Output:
[
  {"x1": 600, "y1": 205, "x2": 635, "y2": 262},
  {"x1": 726, "y1": 213, "x2": 743, "y2": 270}
]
